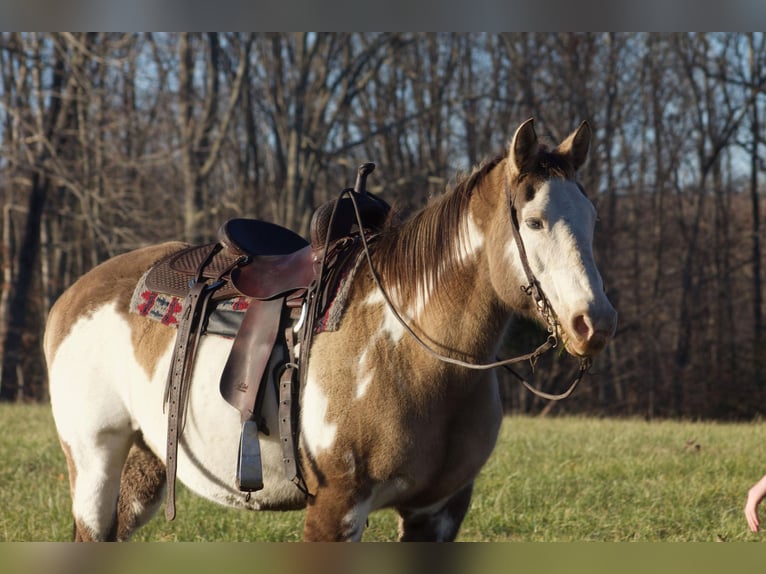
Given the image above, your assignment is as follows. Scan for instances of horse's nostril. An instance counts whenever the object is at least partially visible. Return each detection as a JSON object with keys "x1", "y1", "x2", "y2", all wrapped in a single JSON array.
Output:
[{"x1": 573, "y1": 315, "x2": 591, "y2": 339}]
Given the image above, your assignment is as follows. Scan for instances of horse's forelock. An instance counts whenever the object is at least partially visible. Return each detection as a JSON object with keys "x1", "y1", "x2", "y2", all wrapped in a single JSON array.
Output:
[{"x1": 512, "y1": 145, "x2": 580, "y2": 206}]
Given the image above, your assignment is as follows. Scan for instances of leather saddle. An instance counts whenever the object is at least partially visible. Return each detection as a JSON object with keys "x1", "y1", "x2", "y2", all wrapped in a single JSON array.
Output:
[
  {"x1": 150, "y1": 163, "x2": 390, "y2": 519},
  {"x1": 145, "y1": 219, "x2": 314, "y2": 302}
]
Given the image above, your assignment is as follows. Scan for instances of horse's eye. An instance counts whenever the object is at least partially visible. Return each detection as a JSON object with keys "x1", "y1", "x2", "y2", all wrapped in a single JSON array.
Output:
[{"x1": 526, "y1": 218, "x2": 543, "y2": 230}]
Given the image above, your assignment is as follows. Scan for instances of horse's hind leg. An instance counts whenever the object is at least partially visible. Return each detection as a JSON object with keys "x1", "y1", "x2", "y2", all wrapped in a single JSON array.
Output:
[
  {"x1": 59, "y1": 427, "x2": 134, "y2": 541},
  {"x1": 396, "y1": 482, "x2": 474, "y2": 542},
  {"x1": 115, "y1": 433, "x2": 166, "y2": 541}
]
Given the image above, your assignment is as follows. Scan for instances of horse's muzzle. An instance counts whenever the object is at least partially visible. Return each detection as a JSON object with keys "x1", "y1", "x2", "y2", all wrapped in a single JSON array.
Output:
[{"x1": 565, "y1": 306, "x2": 617, "y2": 357}]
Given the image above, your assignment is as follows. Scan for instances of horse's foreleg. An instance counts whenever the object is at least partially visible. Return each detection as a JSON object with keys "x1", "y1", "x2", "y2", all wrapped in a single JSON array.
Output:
[
  {"x1": 115, "y1": 433, "x2": 166, "y2": 541},
  {"x1": 396, "y1": 482, "x2": 474, "y2": 542},
  {"x1": 302, "y1": 485, "x2": 372, "y2": 541}
]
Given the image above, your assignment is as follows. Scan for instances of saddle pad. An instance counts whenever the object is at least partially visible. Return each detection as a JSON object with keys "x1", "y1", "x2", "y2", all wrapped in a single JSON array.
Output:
[
  {"x1": 132, "y1": 240, "x2": 364, "y2": 336},
  {"x1": 130, "y1": 270, "x2": 249, "y2": 338},
  {"x1": 145, "y1": 243, "x2": 241, "y2": 301},
  {"x1": 315, "y1": 247, "x2": 365, "y2": 333}
]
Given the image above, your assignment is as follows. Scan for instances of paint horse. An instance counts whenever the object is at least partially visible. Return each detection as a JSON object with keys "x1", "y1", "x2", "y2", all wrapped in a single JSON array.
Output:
[{"x1": 45, "y1": 119, "x2": 617, "y2": 541}]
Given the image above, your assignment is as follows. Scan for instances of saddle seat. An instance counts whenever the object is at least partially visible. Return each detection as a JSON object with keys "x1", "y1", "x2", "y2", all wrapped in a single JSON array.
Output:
[
  {"x1": 145, "y1": 219, "x2": 316, "y2": 302},
  {"x1": 219, "y1": 217, "x2": 309, "y2": 257},
  {"x1": 219, "y1": 218, "x2": 315, "y2": 301}
]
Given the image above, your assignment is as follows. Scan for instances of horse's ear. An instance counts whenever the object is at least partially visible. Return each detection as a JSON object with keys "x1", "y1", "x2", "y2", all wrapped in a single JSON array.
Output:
[
  {"x1": 508, "y1": 118, "x2": 538, "y2": 176},
  {"x1": 556, "y1": 120, "x2": 591, "y2": 171}
]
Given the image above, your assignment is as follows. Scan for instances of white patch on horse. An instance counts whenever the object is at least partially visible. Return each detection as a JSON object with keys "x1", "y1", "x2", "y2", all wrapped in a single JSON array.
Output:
[
  {"x1": 505, "y1": 178, "x2": 615, "y2": 354},
  {"x1": 356, "y1": 369, "x2": 375, "y2": 401},
  {"x1": 48, "y1": 302, "x2": 141, "y2": 536},
  {"x1": 131, "y1": 499, "x2": 145, "y2": 517},
  {"x1": 507, "y1": 180, "x2": 596, "y2": 287},
  {"x1": 48, "y1": 303, "x2": 136, "y2": 433},
  {"x1": 409, "y1": 289, "x2": 429, "y2": 327},
  {"x1": 459, "y1": 210, "x2": 485, "y2": 263},
  {"x1": 301, "y1": 373, "x2": 338, "y2": 456},
  {"x1": 353, "y1": 346, "x2": 375, "y2": 400},
  {"x1": 364, "y1": 289, "x2": 406, "y2": 344},
  {"x1": 410, "y1": 210, "x2": 484, "y2": 315}
]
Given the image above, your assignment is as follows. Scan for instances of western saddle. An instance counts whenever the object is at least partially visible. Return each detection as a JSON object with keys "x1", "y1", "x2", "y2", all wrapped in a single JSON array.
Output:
[{"x1": 146, "y1": 163, "x2": 390, "y2": 520}]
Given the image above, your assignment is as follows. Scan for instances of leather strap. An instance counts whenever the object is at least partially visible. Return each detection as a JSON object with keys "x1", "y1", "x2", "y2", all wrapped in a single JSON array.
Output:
[
  {"x1": 164, "y1": 280, "x2": 217, "y2": 521},
  {"x1": 279, "y1": 316, "x2": 310, "y2": 496},
  {"x1": 278, "y1": 360, "x2": 298, "y2": 484},
  {"x1": 508, "y1": 190, "x2": 559, "y2": 333}
]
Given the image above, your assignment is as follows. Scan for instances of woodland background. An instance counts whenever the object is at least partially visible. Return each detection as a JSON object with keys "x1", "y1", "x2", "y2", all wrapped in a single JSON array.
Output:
[{"x1": 1, "y1": 32, "x2": 765, "y2": 419}]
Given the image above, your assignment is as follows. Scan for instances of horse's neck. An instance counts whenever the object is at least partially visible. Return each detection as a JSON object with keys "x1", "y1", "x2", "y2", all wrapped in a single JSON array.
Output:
[
  {"x1": 372, "y1": 182, "x2": 515, "y2": 363},
  {"x1": 422, "y1": 261, "x2": 511, "y2": 363}
]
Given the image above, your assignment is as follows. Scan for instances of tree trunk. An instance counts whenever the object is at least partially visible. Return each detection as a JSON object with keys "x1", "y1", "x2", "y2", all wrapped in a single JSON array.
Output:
[
  {"x1": 0, "y1": 35, "x2": 71, "y2": 401},
  {"x1": 748, "y1": 34, "x2": 763, "y2": 388}
]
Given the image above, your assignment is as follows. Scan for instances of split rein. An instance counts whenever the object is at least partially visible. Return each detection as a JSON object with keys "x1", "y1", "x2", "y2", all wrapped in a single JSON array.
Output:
[{"x1": 328, "y1": 187, "x2": 591, "y2": 402}]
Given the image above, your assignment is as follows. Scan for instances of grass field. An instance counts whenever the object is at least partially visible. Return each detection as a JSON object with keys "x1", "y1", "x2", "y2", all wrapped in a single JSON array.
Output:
[{"x1": 2, "y1": 403, "x2": 765, "y2": 542}]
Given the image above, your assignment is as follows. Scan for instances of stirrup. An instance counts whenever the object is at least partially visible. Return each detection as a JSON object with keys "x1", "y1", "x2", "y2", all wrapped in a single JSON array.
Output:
[{"x1": 236, "y1": 419, "x2": 264, "y2": 492}]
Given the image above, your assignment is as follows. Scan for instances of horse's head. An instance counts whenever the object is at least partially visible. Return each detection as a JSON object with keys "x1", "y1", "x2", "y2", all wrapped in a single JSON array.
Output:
[{"x1": 486, "y1": 119, "x2": 617, "y2": 358}]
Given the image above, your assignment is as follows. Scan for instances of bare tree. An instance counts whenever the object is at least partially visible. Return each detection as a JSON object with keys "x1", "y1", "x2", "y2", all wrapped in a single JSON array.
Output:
[
  {"x1": 249, "y1": 33, "x2": 399, "y2": 234},
  {"x1": 0, "y1": 33, "x2": 76, "y2": 401},
  {"x1": 176, "y1": 33, "x2": 251, "y2": 243},
  {"x1": 746, "y1": 33, "x2": 766, "y2": 384},
  {"x1": 1, "y1": 32, "x2": 766, "y2": 416}
]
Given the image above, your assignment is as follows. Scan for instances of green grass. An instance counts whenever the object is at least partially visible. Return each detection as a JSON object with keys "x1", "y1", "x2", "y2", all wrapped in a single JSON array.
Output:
[{"x1": 1, "y1": 403, "x2": 764, "y2": 542}]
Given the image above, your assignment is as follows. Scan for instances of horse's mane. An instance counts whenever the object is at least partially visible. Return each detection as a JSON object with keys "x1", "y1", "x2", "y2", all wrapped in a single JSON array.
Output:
[{"x1": 372, "y1": 153, "x2": 506, "y2": 309}]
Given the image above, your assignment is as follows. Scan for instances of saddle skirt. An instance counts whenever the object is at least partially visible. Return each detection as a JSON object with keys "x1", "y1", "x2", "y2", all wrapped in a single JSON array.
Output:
[{"x1": 130, "y1": 269, "x2": 250, "y2": 337}]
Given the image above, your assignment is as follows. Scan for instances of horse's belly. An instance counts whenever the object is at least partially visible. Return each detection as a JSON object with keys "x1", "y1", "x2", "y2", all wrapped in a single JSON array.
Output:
[{"x1": 134, "y1": 329, "x2": 306, "y2": 511}]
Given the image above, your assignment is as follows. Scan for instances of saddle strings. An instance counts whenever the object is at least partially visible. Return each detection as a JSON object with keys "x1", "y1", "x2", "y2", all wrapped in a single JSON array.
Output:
[{"x1": 338, "y1": 186, "x2": 591, "y2": 402}]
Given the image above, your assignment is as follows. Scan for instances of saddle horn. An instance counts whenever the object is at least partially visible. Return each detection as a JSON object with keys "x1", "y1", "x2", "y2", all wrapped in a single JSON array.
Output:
[{"x1": 354, "y1": 162, "x2": 375, "y2": 196}]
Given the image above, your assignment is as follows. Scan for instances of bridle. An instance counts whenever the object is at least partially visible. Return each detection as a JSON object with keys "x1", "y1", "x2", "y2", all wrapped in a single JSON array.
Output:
[
  {"x1": 504, "y1": 182, "x2": 591, "y2": 400},
  {"x1": 317, "y1": 179, "x2": 592, "y2": 402}
]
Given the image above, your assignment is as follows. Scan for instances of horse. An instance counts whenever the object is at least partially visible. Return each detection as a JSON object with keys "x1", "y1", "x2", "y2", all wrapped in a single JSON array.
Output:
[{"x1": 45, "y1": 118, "x2": 617, "y2": 541}]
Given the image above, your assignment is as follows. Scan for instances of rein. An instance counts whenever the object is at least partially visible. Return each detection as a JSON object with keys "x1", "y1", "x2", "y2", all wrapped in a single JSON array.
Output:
[{"x1": 336, "y1": 184, "x2": 591, "y2": 402}]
